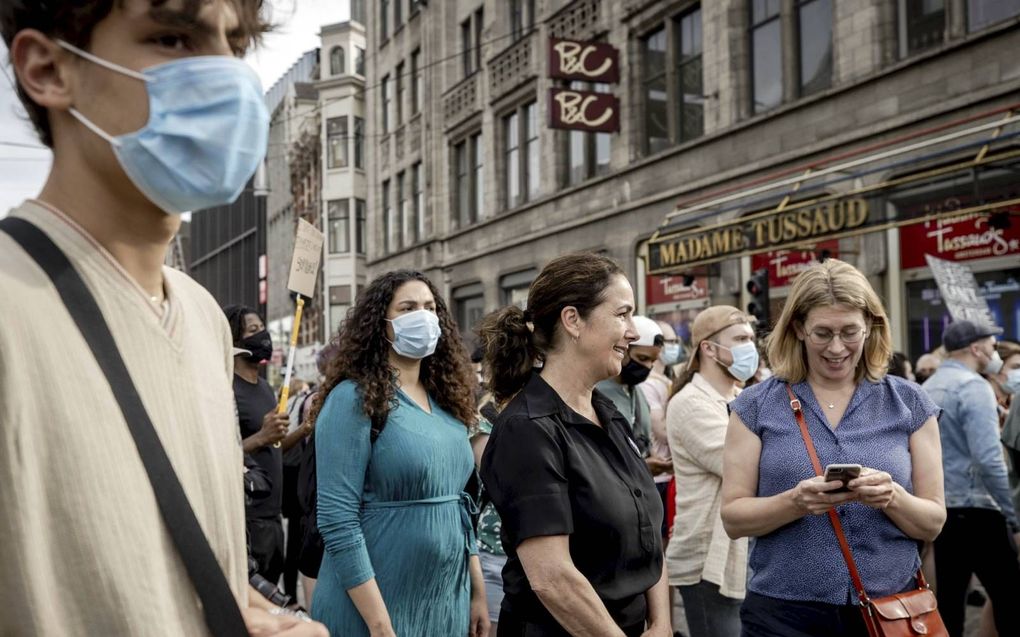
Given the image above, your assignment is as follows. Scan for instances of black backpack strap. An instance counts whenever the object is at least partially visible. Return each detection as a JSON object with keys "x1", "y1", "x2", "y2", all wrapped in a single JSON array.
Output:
[{"x1": 0, "y1": 217, "x2": 248, "y2": 636}]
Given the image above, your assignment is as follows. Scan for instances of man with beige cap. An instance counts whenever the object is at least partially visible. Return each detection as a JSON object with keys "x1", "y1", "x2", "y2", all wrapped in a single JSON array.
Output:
[{"x1": 665, "y1": 306, "x2": 758, "y2": 637}]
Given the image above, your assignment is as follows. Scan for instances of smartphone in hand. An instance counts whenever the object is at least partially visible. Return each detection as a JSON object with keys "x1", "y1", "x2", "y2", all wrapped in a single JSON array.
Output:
[{"x1": 823, "y1": 464, "x2": 862, "y2": 493}]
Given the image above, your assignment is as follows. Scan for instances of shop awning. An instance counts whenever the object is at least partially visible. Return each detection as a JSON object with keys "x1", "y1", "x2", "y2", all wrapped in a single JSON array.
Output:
[{"x1": 648, "y1": 104, "x2": 1020, "y2": 274}]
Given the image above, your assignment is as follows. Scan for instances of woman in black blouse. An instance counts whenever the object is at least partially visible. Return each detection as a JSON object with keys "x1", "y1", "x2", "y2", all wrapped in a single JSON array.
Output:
[{"x1": 478, "y1": 253, "x2": 669, "y2": 637}]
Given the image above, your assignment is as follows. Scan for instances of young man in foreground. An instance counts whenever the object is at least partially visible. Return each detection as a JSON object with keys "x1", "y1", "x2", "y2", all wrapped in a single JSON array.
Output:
[{"x1": 0, "y1": 1, "x2": 325, "y2": 634}]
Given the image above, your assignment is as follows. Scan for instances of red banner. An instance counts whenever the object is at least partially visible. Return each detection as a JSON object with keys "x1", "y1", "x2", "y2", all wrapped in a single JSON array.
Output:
[
  {"x1": 646, "y1": 274, "x2": 710, "y2": 306},
  {"x1": 548, "y1": 38, "x2": 620, "y2": 83},
  {"x1": 899, "y1": 210, "x2": 1020, "y2": 269},
  {"x1": 751, "y1": 240, "x2": 840, "y2": 288}
]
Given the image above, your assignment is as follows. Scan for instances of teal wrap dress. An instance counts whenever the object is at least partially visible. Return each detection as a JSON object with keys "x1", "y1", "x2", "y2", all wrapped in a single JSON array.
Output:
[{"x1": 310, "y1": 380, "x2": 477, "y2": 636}]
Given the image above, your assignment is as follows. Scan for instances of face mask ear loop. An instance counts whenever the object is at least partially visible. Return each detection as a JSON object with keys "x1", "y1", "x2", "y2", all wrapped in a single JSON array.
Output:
[
  {"x1": 68, "y1": 108, "x2": 122, "y2": 147},
  {"x1": 56, "y1": 39, "x2": 150, "y2": 82}
]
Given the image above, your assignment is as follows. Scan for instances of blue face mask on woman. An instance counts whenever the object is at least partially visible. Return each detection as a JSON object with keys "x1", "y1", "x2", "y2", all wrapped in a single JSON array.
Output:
[
  {"x1": 713, "y1": 341, "x2": 760, "y2": 382},
  {"x1": 387, "y1": 309, "x2": 442, "y2": 359},
  {"x1": 57, "y1": 40, "x2": 270, "y2": 214},
  {"x1": 1003, "y1": 368, "x2": 1020, "y2": 395}
]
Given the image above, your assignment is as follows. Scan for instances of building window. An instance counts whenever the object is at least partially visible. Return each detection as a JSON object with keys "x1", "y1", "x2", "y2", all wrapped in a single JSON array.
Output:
[
  {"x1": 329, "y1": 285, "x2": 352, "y2": 335},
  {"x1": 397, "y1": 171, "x2": 410, "y2": 248},
  {"x1": 503, "y1": 103, "x2": 538, "y2": 209},
  {"x1": 501, "y1": 269, "x2": 537, "y2": 309},
  {"x1": 412, "y1": 162, "x2": 424, "y2": 243},
  {"x1": 797, "y1": 0, "x2": 832, "y2": 97},
  {"x1": 472, "y1": 134, "x2": 484, "y2": 220},
  {"x1": 750, "y1": 0, "x2": 782, "y2": 114},
  {"x1": 394, "y1": 0, "x2": 403, "y2": 28},
  {"x1": 411, "y1": 49, "x2": 422, "y2": 114},
  {"x1": 327, "y1": 200, "x2": 350, "y2": 253},
  {"x1": 453, "y1": 283, "x2": 486, "y2": 347},
  {"x1": 504, "y1": 111, "x2": 520, "y2": 208},
  {"x1": 524, "y1": 102, "x2": 539, "y2": 201},
  {"x1": 354, "y1": 117, "x2": 364, "y2": 169},
  {"x1": 452, "y1": 133, "x2": 483, "y2": 228},
  {"x1": 381, "y1": 74, "x2": 391, "y2": 134},
  {"x1": 355, "y1": 198, "x2": 366, "y2": 254},
  {"x1": 330, "y1": 46, "x2": 345, "y2": 75},
  {"x1": 352, "y1": 0, "x2": 366, "y2": 25},
  {"x1": 642, "y1": 27, "x2": 669, "y2": 154},
  {"x1": 395, "y1": 61, "x2": 405, "y2": 126},
  {"x1": 380, "y1": 0, "x2": 389, "y2": 42},
  {"x1": 382, "y1": 179, "x2": 391, "y2": 253},
  {"x1": 461, "y1": 9, "x2": 484, "y2": 78},
  {"x1": 898, "y1": 1, "x2": 945, "y2": 58},
  {"x1": 510, "y1": 0, "x2": 536, "y2": 41},
  {"x1": 676, "y1": 8, "x2": 704, "y2": 142},
  {"x1": 327, "y1": 116, "x2": 348, "y2": 169},
  {"x1": 461, "y1": 19, "x2": 473, "y2": 77},
  {"x1": 565, "y1": 82, "x2": 612, "y2": 186},
  {"x1": 967, "y1": 0, "x2": 1020, "y2": 32},
  {"x1": 355, "y1": 46, "x2": 366, "y2": 75}
]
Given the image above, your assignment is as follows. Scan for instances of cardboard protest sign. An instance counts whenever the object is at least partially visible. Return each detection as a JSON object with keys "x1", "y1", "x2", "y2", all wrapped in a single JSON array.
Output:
[
  {"x1": 925, "y1": 254, "x2": 996, "y2": 327},
  {"x1": 287, "y1": 218, "x2": 324, "y2": 298}
]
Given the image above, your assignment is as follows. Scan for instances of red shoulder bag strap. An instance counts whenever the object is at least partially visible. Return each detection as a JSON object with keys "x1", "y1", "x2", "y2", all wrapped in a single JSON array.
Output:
[{"x1": 784, "y1": 383, "x2": 874, "y2": 605}]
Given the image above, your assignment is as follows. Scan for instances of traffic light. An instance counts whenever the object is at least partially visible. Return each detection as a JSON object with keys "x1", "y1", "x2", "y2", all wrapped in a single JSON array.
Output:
[{"x1": 746, "y1": 268, "x2": 770, "y2": 331}]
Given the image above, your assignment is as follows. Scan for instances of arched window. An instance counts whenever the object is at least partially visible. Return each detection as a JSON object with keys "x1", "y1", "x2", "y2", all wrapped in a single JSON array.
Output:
[{"x1": 330, "y1": 46, "x2": 345, "y2": 76}]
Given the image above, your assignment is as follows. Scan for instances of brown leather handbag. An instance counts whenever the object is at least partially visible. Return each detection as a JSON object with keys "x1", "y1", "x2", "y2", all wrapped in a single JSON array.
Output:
[{"x1": 785, "y1": 385, "x2": 948, "y2": 637}]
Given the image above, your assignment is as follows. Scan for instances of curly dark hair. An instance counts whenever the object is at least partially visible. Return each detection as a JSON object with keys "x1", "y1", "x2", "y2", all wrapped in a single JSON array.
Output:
[{"x1": 308, "y1": 270, "x2": 478, "y2": 440}]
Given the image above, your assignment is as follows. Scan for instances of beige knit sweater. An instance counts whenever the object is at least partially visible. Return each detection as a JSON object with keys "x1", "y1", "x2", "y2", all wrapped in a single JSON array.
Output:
[{"x1": 0, "y1": 201, "x2": 248, "y2": 635}]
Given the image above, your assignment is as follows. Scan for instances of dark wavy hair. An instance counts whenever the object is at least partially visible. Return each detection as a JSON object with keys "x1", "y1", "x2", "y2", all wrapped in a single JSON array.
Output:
[
  {"x1": 308, "y1": 270, "x2": 478, "y2": 440},
  {"x1": 477, "y1": 252, "x2": 624, "y2": 405}
]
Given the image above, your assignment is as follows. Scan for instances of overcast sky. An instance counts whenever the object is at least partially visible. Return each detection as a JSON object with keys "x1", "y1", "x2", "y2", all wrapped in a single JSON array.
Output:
[{"x1": 0, "y1": 0, "x2": 349, "y2": 216}]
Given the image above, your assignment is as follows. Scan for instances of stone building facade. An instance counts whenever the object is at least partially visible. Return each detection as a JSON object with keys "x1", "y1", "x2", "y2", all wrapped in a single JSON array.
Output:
[{"x1": 363, "y1": 0, "x2": 1020, "y2": 356}]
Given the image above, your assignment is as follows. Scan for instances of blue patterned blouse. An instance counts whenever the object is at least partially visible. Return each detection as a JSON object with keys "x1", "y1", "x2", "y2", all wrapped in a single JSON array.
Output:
[{"x1": 729, "y1": 375, "x2": 940, "y2": 605}]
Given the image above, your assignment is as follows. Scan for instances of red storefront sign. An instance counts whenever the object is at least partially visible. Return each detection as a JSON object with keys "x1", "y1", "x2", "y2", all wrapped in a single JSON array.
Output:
[
  {"x1": 548, "y1": 38, "x2": 620, "y2": 83},
  {"x1": 899, "y1": 210, "x2": 1020, "y2": 269},
  {"x1": 751, "y1": 240, "x2": 840, "y2": 288},
  {"x1": 548, "y1": 88, "x2": 620, "y2": 133},
  {"x1": 646, "y1": 274, "x2": 710, "y2": 306}
]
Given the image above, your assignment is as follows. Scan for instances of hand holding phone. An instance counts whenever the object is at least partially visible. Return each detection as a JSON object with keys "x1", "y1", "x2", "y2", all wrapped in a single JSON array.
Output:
[{"x1": 823, "y1": 464, "x2": 862, "y2": 493}]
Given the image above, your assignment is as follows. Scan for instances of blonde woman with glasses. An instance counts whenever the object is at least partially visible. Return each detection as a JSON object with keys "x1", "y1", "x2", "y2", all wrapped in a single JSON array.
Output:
[{"x1": 720, "y1": 259, "x2": 946, "y2": 637}]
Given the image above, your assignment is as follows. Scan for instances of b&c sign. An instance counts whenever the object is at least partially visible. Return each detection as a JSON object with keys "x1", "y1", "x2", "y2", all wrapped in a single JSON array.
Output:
[
  {"x1": 548, "y1": 38, "x2": 621, "y2": 133},
  {"x1": 548, "y1": 38, "x2": 619, "y2": 83}
]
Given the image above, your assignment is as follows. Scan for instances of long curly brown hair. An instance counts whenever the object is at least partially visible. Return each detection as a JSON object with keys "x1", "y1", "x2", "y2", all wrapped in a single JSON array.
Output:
[{"x1": 308, "y1": 270, "x2": 478, "y2": 439}]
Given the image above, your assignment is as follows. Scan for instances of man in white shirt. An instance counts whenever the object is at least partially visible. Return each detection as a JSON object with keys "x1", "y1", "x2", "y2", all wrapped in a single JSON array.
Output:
[{"x1": 665, "y1": 306, "x2": 757, "y2": 637}]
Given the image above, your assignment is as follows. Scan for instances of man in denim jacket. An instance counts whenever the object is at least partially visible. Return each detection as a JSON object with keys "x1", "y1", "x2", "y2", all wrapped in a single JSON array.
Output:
[{"x1": 922, "y1": 319, "x2": 1020, "y2": 636}]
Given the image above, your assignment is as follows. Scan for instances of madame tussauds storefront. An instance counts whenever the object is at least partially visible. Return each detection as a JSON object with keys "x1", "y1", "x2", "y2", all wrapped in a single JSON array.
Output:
[{"x1": 641, "y1": 108, "x2": 1020, "y2": 362}]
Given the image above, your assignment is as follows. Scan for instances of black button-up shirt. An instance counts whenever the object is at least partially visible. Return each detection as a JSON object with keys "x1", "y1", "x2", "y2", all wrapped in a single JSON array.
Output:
[{"x1": 480, "y1": 372, "x2": 663, "y2": 631}]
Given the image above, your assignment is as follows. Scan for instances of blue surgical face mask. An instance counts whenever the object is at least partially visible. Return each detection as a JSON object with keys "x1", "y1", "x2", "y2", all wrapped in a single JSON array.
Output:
[
  {"x1": 660, "y1": 342, "x2": 683, "y2": 366},
  {"x1": 387, "y1": 309, "x2": 442, "y2": 359},
  {"x1": 1003, "y1": 369, "x2": 1020, "y2": 395},
  {"x1": 713, "y1": 341, "x2": 760, "y2": 382},
  {"x1": 57, "y1": 40, "x2": 269, "y2": 214}
]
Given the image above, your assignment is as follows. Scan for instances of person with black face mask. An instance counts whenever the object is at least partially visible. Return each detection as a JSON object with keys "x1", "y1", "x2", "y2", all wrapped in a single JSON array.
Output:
[
  {"x1": 597, "y1": 316, "x2": 673, "y2": 479},
  {"x1": 224, "y1": 304, "x2": 292, "y2": 588}
]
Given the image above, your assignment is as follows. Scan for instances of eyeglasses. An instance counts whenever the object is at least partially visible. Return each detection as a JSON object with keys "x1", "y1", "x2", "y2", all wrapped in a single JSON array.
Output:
[{"x1": 806, "y1": 326, "x2": 867, "y2": 345}]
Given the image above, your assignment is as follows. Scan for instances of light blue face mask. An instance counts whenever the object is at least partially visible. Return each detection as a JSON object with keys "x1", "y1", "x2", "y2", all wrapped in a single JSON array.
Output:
[
  {"x1": 713, "y1": 341, "x2": 760, "y2": 382},
  {"x1": 57, "y1": 40, "x2": 269, "y2": 214},
  {"x1": 660, "y1": 342, "x2": 684, "y2": 366},
  {"x1": 1003, "y1": 369, "x2": 1020, "y2": 395},
  {"x1": 387, "y1": 309, "x2": 442, "y2": 359}
]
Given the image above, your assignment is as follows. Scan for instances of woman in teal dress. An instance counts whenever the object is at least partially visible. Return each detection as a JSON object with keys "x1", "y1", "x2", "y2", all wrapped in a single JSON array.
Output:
[{"x1": 308, "y1": 270, "x2": 489, "y2": 637}]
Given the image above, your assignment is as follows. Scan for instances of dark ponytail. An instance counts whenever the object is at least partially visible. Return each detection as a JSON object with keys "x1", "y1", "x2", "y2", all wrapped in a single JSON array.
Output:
[
  {"x1": 478, "y1": 252, "x2": 624, "y2": 405},
  {"x1": 477, "y1": 305, "x2": 538, "y2": 405}
]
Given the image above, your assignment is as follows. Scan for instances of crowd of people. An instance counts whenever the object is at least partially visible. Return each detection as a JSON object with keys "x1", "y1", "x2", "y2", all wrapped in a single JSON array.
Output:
[{"x1": 3, "y1": 2, "x2": 1020, "y2": 637}]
